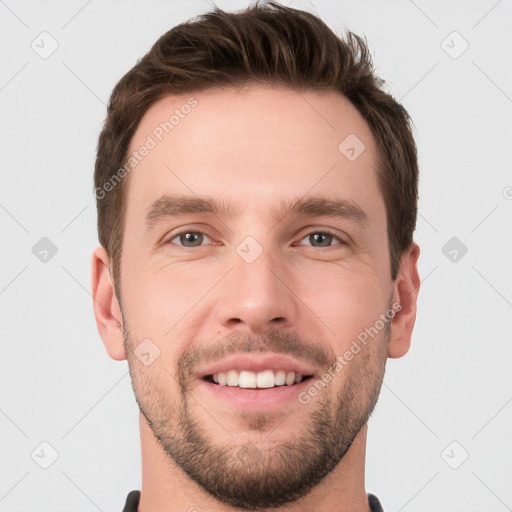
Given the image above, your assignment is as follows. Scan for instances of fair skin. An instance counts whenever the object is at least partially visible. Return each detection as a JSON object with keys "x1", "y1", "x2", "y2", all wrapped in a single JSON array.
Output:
[{"x1": 92, "y1": 85, "x2": 420, "y2": 512}]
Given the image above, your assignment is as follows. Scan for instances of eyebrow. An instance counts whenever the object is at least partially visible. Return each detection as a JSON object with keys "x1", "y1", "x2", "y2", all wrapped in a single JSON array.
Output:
[{"x1": 144, "y1": 193, "x2": 370, "y2": 231}]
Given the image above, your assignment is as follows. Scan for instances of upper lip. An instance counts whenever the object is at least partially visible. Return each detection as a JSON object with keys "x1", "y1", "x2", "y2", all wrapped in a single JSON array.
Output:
[{"x1": 196, "y1": 354, "x2": 319, "y2": 379}]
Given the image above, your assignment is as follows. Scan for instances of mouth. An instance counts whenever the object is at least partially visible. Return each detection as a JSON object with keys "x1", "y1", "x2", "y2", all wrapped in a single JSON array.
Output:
[
  {"x1": 195, "y1": 354, "x2": 320, "y2": 410},
  {"x1": 203, "y1": 370, "x2": 313, "y2": 389}
]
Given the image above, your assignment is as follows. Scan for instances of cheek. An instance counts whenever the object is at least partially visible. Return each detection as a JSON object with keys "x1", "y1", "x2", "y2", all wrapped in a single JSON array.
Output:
[
  {"x1": 129, "y1": 358, "x2": 182, "y2": 420},
  {"x1": 295, "y1": 262, "x2": 386, "y2": 346},
  {"x1": 122, "y1": 245, "x2": 389, "y2": 355},
  {"x1": 122, "y1": 258, "x2": 207, "y2": 338},
  {"x1": 121, "y1": 266, "x2": 210, "y2": 381}
]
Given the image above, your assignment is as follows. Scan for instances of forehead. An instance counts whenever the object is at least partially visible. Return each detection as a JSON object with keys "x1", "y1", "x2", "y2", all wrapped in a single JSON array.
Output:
[{"x1": 124, "y1": 85, "x2": 384, "y2": 228}]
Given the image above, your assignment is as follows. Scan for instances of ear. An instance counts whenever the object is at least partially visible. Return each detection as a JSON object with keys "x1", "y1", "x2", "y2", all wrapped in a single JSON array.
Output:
[
  {"x1": 388, "y1": 242, "x2": 421, "y2": 359},
  {"x1": 91, "y1": 246, "x2": 126, "y2": 361}
]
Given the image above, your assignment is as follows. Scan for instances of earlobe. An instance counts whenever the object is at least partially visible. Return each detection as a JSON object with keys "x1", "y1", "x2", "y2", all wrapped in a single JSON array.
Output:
[
  {"x1": 388, "y1": 242, "x2": 421, "y2": 359},
  {"x1": 91, "y1": 246, "x2": 126, "y2": 361}
]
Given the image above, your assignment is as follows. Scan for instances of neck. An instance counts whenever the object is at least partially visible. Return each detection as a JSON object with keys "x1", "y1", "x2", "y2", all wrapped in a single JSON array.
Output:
[{"x1": 137, "y1": 413, "x2": 371, "y2": 512}]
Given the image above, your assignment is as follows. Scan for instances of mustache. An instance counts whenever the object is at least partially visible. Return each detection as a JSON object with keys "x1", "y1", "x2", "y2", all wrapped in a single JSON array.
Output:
[{"x1": 178, "y1": 329, "x2": 333, "y2": 380}]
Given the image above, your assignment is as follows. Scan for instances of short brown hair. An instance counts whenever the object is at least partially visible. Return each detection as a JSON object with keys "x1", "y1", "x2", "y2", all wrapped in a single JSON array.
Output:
[{"x1": 94, "y1": 0, "x2": 418, "y2": 299}]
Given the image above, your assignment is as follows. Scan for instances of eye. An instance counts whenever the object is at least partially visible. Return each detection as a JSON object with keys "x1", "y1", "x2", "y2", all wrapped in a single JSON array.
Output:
[
  {"x1": 297, "y1": 230, "x2": 346, "y2": 248},
  {"x1": 166, "y1": 230, "x2": 213, "y2": 248},
  {"x1": 164, "y1": 229, "x2": 346, "y2": 249}
]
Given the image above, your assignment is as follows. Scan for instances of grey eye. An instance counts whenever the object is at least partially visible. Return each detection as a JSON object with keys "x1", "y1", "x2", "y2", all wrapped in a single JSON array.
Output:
[
  {"x1": 169, "y1": 231, "x2": 211, "y2": 247},
  {"x1": 300, "y1": 231, "x2": 343, "y2": 248}
]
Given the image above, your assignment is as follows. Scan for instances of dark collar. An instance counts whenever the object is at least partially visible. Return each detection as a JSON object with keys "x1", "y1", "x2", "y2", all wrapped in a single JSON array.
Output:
[{"x1": 122, "y1": 490, "x2": 385, "y2": 511}]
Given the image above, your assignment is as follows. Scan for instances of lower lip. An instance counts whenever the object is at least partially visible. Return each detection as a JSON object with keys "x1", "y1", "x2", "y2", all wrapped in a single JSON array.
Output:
[{"x1": 198, "y1": 378, "x2": 312, "y2": 411}]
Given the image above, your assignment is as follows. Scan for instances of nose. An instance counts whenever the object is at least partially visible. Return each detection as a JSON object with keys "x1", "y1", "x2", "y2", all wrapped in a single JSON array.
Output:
[{"x1": 216, "y1": 245, "x2": 299, "y2": 334}]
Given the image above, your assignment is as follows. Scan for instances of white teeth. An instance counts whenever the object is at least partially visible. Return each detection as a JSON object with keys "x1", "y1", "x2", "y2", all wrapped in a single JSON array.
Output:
[
  {"x1": 275, "y1": 370, "x2": 286, "y2": 386},
  {"x1": 256, "y1": 369, "x2": 275, "y2": 388},
  {"x1": 226, "y1": 369, "x2": 238, "y2": 386},
  {"x1": 238, "y1": 370, "x2": 257, "y2": 388},
  {"x1": 211, "y1": 369, "x2": 307, "y2": 388},
  {"x1": 285, "y1": 371, "x2": 295, "y2": 386}
]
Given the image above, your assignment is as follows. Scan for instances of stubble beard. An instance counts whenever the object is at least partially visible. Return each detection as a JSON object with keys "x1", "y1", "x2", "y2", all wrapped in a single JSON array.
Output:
[{"x1": 123, "y1": 322, "x2": 390, "y2": 510}]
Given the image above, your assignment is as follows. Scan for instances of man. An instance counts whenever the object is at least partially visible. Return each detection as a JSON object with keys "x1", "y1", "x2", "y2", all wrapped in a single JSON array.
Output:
[{"x1": 91, "y1": 1, "x2": 420, "y2": 511}]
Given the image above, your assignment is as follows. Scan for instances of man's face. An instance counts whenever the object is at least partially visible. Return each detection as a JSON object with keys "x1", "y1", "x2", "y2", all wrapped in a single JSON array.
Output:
[{"x1": 118, "y1": 86, "x2": 395, "y2": 508}]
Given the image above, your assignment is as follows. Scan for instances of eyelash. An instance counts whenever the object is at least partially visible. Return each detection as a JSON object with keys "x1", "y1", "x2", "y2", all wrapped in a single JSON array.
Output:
[{"x1": 165, "y1": 228, "x2": 347, "y2": 249}]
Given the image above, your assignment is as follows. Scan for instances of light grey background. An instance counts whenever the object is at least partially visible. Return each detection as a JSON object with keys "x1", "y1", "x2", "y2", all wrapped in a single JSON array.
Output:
[{"x1": 1, "y1": 1, "x2": 511, "y2": 511}]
